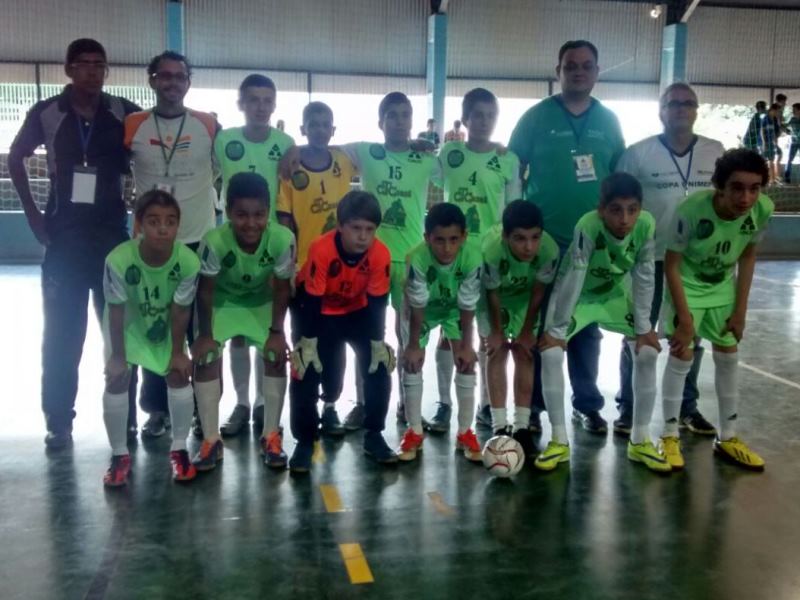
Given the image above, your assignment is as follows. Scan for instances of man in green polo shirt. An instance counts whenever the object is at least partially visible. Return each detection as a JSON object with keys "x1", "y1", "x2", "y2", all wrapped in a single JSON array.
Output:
[{"x1": 509, "y1": 39, "x2": 625, "y2": 433}]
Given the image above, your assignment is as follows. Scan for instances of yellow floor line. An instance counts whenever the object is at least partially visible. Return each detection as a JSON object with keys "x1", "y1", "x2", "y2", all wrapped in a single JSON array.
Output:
[
  {"x1": 312, "y1": 440, "x2": 326, "y2": 464},
  {"x1": 427, "y1": 491, "x2": 456, "y2": 516},
  {"x1": 319, "y1": 484, "x2": 345, "y2": 513},
  {"x1": 339, "y1": 543, "x2": 374, "y2": 584}
]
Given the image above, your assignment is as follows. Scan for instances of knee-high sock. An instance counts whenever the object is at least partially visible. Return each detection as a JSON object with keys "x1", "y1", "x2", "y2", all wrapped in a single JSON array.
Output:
[
  {"x1": 253, "y1": 355, "x2": 265, "y2": 409},
  {"x1": 541, "y1": 347, "x2": 568, "y2": 443},
  {"x1": 355, "y1": 361, "x2": 365, "y2": 406},
  {"x1": 454, "y1": 373, "x2": 476, "y2": 433},
  {"x1": 402, "y1": 371, "x2": 424, "y2": 434},
  {"x1": 629, "y1": 343, "x2": 659, "y2": 444},
  {"x1": 167, "y1": 385, "x2": 194, "y2": 451},
  {"x1": 661, "y1": 355, "x2": 692, "y2": 436},
  {"x1": 195, "y1": 379, "x2": 222, "y2": 441},
  {"x1": 229, "y1": 344, "x2": 251, "y2": 408},
  {"x1": 478, "y1": 349, "x2": 489, "y2": 409},
  {"x1": 436, "y1": 348, "x2": 454, "y2": 406},
  {"x1": 713, "y1": 351, "x2": 739, "y2": 440},
  {"x1": 103, "y1": 390, "x2": 129, "y2": 456},
  {"x1": 262, "y1": 375, "x2": 287, "y2": 437}
]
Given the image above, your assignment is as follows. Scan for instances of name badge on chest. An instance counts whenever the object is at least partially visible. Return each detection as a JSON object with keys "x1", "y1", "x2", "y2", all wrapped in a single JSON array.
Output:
[
  {"x1": 573, "y1": 154, "x2": 597, "y2": 183},
  {"x1": 71, "y1": 165, "x2": 97, "y2": 204}
]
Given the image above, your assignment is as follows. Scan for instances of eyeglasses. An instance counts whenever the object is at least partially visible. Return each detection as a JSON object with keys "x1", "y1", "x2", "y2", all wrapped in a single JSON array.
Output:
[
  {"x1": 151, "y1": 72, "x2": 190, "y2": 83},
  {"x1": 664, "y1": 100, "x2": 698, "y2": 110},
  {"x1": 70, "y1": 61, "x2": 108, "y2": 73}
]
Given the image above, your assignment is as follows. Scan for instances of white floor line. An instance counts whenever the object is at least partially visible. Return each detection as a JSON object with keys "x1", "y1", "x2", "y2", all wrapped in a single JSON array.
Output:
[{"x1": 740, "y1": 361, "x2": 800, "y2": 391}]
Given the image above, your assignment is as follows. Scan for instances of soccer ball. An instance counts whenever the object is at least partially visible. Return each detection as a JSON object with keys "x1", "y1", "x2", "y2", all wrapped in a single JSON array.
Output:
[{"x1": 482, "y1": 435, "x2": 525, "y2": 477}]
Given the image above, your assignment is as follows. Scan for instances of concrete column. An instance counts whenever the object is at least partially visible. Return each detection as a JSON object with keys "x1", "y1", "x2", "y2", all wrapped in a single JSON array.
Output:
[
  {"x1": 660, "y1": 23, "x2": 688, "y2": 90},
  {"x1": 426, "y1": 13, "x2": 447, "y2": 136},
  {"x1": 166, "y1": 1, "x2": 185, "y2": 53}
]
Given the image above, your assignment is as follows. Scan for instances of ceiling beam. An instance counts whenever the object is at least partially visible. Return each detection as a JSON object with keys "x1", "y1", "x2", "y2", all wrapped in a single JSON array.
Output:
[{"x1": 681, "y1": 0, "x2": 703, "y2": 21}]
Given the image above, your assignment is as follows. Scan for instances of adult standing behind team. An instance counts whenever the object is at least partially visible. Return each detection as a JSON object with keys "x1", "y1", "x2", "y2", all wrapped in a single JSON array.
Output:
[{"x1": 509, "y1": 40, "x2": 625, "y2": 433}]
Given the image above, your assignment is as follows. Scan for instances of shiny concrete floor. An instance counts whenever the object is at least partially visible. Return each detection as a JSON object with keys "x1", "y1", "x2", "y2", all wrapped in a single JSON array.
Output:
[{"x1": 1, "y1": 262, "x2": 799, "y2": 600}]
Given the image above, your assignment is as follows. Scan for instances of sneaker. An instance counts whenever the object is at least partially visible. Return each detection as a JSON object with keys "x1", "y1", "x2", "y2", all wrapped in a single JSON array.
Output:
[
  {"x1": 44, "y1": 430, "x2": 73, "y2": 450},
  {"x1": 170, "y1": 450, "x2": 197, "y2": 482},
  {"x1": 398, "y1": 428, "x2": 424, "y2": 462},
  {"x1": 260, "y1": 431, "x2": 288, "y2": 469},
  {"x1": 289, "y1": 442, "x2": 314, "y2": 473},
  {"x1": 343, "y1": 404, "x2": 365, "y2": 431},
  {"x1": 513, "y1": 428, "x2": 537, "y2": 458},
  {"x1": 191, "y1": 414, "x2": 204, "y2": 439},
  {"x1": 627, "y1": 440, "x2": 672, "y2": 473},
  {"x1": 680, "y1": 411, "x2": 717, "y2": 436},
  {"x1": 456, "y1": 429, "x2": 482, "y2": 462},
  {"x1": 613, "y1": 412, "x2": 632, "y2": 437},
  {"x1": 103, "y1": 454, "x2": 131, "y2": 487},
  {"x1": 572, "y1": 409, "x2": 607, "y2": 434},
  {"x1": 253, "y1": 405, "x2": 264, "y2": 432},
  {"x1": 659, "y1": 436, "x2": 685, "y2": 470},
  {"x1": 534, "y1": 441, "x2": 570, "y2": 471},
  {"x1": 220, "y1": 405, "x2": 250, "y2": 437},
  {"x1": 493, "y1": 425, "x2": 512, "y2": 437},
  {"x1": 475, "y1": 404, "x2": 492, "y2": 428},
  {"x1": 320, "y1": 406, "x2": 346, "y2": 438},
  {"x1": 714, "y1": 437, "x2": 765, "y2": 471},
  {"x1": 529, "y1": 411, "x2": 542, "y2": 434},
  {"x1": 192, "y1": 439, "x2": 224, "y2": 471},
  {"x1": 363, "y1": 431, "x2": 399, "y2": 464},
  {"x1": 142, "y1": 412, "x2": 170, "y2": 438},
  {"x1": 424, "y1": 402, "x2": 452, "y2": 434}
]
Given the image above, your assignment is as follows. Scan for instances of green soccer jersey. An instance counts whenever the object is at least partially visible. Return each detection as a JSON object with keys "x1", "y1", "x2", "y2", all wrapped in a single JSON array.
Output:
[
  {"x1": 509, "y1": 96, "x2": 625, "y2": 247},
  {"x1": 436, "y1": 142, "x2": 522, "y2": 239},
  {"x1": 667, "y1": 190, "x2": 773, "y2": 308},
  {"x1": 214, "y1": 127, "x2": 295, "y2": 216},
  {"x1": 103, "y1": 239, "x2": 201, "y2": 375}
]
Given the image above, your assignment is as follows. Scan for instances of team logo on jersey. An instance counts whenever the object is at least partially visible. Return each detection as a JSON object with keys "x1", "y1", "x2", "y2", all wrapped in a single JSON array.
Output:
[
  {"x1": 466, "y1": 206, "x2": 481, "y2": 234},
  {"x1": 322, "y1": 212, "x2": 337, "y2": 233},
  {"x1": 225, "y1": 141, "x2": 245, "y2": 161},
  {"x1": 486, "y1": 156, "x2": 502, "y2": 172},
  {"x1": 222, "y1": 251, "x2": 237, "y2": 268},
  {"x1": 609, "y1": 251, "x2": 617, "y2": 262},
  {"x1": 383, "y1": 200, "x2": 406, "y2": 228},
  {"x1": 167, "y1": 263, "x2": 181, "y2": 282},
  {"x1": 447, "y1": 149, "x2": 465, "y2": 168},
  {"x1": 739, "y1": 215, "x2": 756, "y2": 234},
  {"x1": 358, "y1": 259, "x2": 370, "y2": 274},
  {"x1": 258, "y1": 249, "x2": 274, "y2": 267},
  {"x1": 268, "y1": 144, "x2": 283, "y2": 160},
  {"x1": 125, "y1": 265, "x2": 142, "y2": 285},
  {"x1": 369, "y1": 144, "x2": 386, "y2": 160},
  {"x1": 408, "y1": 151, "x2": 423, "y2": 163},
  {"x1": 332, "y1": 161, "x2": 342, "y2": 177},
  {"x1": 499, "y1": 259, "x2": 510, "y2": 276},
  {"x1": 426, "y1": 265, "x2": 438, "y2": 285},
  {"x1": 329, "y1": 259, "x2": 342, "y2": 278},
  {"x1": 291, "y1": 171, "x2": 310, "y2": 191},
  {"x1": 146, "y1": 317, "x2": 168, "y2": 343},
  {"x1": 594, "y1": 233, "x2": 607, "y2": 250},
  {"x1": 696, "y1": 219, "x2": 715, "y2": 240}
]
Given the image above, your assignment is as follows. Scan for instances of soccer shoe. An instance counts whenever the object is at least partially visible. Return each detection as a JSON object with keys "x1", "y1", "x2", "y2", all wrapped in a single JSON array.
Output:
[
  {"x1": 260, "y1": 432, "x2": 288, "y2": 469},
  {"x1": 320, "y1": 406, "x2": 346, "y2": 438},
  {"x1": 142, "y1": 412, "x2": 171, "y2": 438},
  {"x1": 529, "y1": 411, "x2": 542, "y2": 434},
  {"x1": 343, "y1": 404, "x2": 365, "y2": 431},
  {"x1": 363, "y1": 431, "x2": 399, "y2": 464},
  {"x1": 714, "y1": 437, "x2": 766, "y2": 471},
  {"x1": 456, "y1": 429, "x2": 482, "y2": 462},
  {"x1": 424, "y1": 402, "x2": 452, "y2": 434},
  {"x1": 627, "y1": 440, "x2": 672, "y2": 473},
  {"x1": 103, "y1": 454, "x2": 132, "y2": 487},
  {"x1": 572, "y1": 409, "x2": 608, "y2": 434},
  {"x1": 192, "y1": 439, "x2": 224, "y2": 471},
  {"x1": 680, "y1": 411, "x2": 717, "y2": 436},
  {"x1": 659, "y1": 436, "x2": 685, "y2": 470},
  {"x1": 191, "y1": 414, "x2": 204, "y2": 439},
  {"x1": 45, "y1": 430, "x2": 73, "y2": 450},
  {"x1": 252, "y1": 405, "x2": 264, "y2": 433},
  {"x1": 289, "y1": 442, "x2": 314, "y2": 473},
  {"x1": 220, "y1": 405, "x2": 250, "y2": 437},
  {"x1": 534, "y1": 441, "x2": 570, "y2": 471},
  {"x1": 170, "y1": 450, "x2": 197, "y2": 482},
  {"x1": 475, "y1": 404, "x2": 492, "y2": 428},
  {"x1": 513, "y1": 428, "x2": 537, "y2": 458},
  {"x1": 613, "y1": 409, "x2": 632, "y2": 437},
  {"x1": 398, "y1": 428, "x2": 424, "y2": 462}
]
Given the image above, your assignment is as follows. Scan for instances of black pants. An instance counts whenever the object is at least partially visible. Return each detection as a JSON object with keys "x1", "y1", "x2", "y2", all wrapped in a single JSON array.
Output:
[
  {"x1": 41, "y1": 227, "x2": 137, "y2": 433},
  {"x1": 289, "y1": 308, "x2": 390, "y2": 444}
]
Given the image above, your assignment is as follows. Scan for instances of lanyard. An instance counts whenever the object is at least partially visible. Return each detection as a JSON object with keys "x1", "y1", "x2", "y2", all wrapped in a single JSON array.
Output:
[
  {"x1": 153, "y1": 111, "x2": 187, "y2": 177},
  {"x1": 556, "y1": 97, "x2": 595, "y2": 149},
  {"x1": 76, "y1": 115, "x2": 95, "y2": 167},
  {"x1": 659, "y1": 135, "x2": 695, "y2": 197}
]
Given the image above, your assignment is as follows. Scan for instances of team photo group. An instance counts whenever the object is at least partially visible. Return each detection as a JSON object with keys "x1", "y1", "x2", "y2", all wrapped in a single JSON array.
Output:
[{"x1": 8, "y1": 36, "x2": 773, "y2": 486}]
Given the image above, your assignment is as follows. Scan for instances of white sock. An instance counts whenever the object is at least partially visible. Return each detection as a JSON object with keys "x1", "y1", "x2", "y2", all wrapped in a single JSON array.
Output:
[
  {"x1": 167, "y1": 385, "x2": 194, "y2": 451},
  {"x1": 194, "y1": 379, "x2": 222, "y2": 441},
  {"x1": 629, "y1": 342, "x2": 659, "y2": 444},
  {"x1": 103, "y1": 390, "x2": 129, "y2": 455},
  {"x1": 262, "y1": 375, "x2": 287, "y2": 436},
  {"x1": 491, "y1": 407, "x2": 507, "y2": 430},
  {"x1": 229, "y1": 344, "x2": 251, "y2": 408},
  {"x1": 355, "y1": 361, "x2": 365, "y2": 406},
  {"x1": 435, "y1": 348, "x2": 454, "y2": 406},
  {"x1": 514, "y1": 406, "x2": 531, "y2": 432},
  {"x1": 253, "y1": 355, "x2": 265, "y2": 409},
  {"x1": 661, "y1": 354, "x2": 692, "y2": 437},
  {"x1": 541, "y1": 347, "x2": 568, "y2": 444},
  {"x1": 713, "y1": 351, "x2": 739, "y2": 440},
  {"x1": 478, "y1": 349, "x2": 489, "y2": 409},
  {"x1": 454, "y1": 372, "x2": 476, "y2": 434},
  {"x1": 402, "y1": 371, "x2": 424, "y2": 434}
]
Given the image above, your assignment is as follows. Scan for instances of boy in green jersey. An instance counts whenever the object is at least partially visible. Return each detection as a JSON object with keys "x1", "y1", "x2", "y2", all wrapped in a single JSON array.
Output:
[
  {"x1": 538, "y1": 173, "x2": 668, "y2": 473},
  {"x1": 400, "y1": 203, "x2": 482, "y2": 462},
  {"x1": 191, "y1": 173, "x2": 295, "y2": 471},
  {"x1": 101, "y1": 190, "x2": 201, "y2": 487},
  {"x1": 660, "y1": 149, "x2": 773, "y2": 471},
  {"x1": 480, "y1": 200, "x2": 559, "y2": 458},
  {"x1": 214, "y1": 74, "x2": 295, "y2": 436}
]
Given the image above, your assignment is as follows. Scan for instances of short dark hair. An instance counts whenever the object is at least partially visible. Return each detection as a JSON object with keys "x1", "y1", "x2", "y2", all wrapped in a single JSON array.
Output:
[
  {"x1": 238, "y1": 74, "x2": 276, "y2": 98},
  {"x1": 712, "y1": 148, "x2": 769, "y2": 189},
  {"x1": 337, "y1": 191, "x2": 382, "y2": 226},
  {"x1": 379, "y1": 92, "x2": 412, "y2": 121},
  {"x1": 776, "y1": 93, "x2": 787, "y2": 102},
  {"x1": 599, "y1": 172, "x2": 643, "y2": 207},
  {"x1": 66, "y1": 38, "x2": 106, "y2": 65},
  {"x1": 792, "y1": 102, "x2": 800, "y2": 111},
  {"x1": 226, "y1": 172, "x2": 270, "y2": 211},
  {"x1": 558, "y1": 40, "x2": 599, "y2": 64},
  {"x1": 147, "y1": 51, "x2": 191, "y2": 77},
  {"x1": 756, "y1": 101, "x2": 767, "y2": 111},
  {"x1": 462, "y1": 87, "x2": 498, "y2": 123},
  {"x1": 425, "y1": 202, "x2": 466, "y2": 235},
  {"x1": 134, "y1": 189, "x2": 181, "y2": 222},
  {"x1": 502, "y1": 200, "x2": 543, "y2": 235},
  {"x1": 302, "y1": 101, "x2": 333, "y2": 124}
]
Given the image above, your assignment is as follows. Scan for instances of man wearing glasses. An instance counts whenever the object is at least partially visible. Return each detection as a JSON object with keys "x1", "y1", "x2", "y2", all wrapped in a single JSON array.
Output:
[
  {"x1": 125, "y1": 51, "x2": 220, "y2": 438},
  {"x1": 613, "y1": 82, "x2": 724, "y2": 437},
  {"x1": 9, "y1": 38, "x2": 141, "y2": 449}
]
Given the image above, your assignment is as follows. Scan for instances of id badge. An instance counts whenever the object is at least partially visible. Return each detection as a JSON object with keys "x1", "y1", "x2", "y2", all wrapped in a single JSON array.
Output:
[
  {"x1": 71, "y1": 166, "x2": 97, "y2": 204},
  {"x1": 153, "y1": 180, "x2": 176, "y2": 195},
  {"x1": 573, "y1": 154, "x2": 597, "y2": 183}
]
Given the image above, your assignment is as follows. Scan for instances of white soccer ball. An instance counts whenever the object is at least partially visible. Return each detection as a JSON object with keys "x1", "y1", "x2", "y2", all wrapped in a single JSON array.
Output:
[{"x1": 482, "y1": 435, "x2": 525, "y2": 477}]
